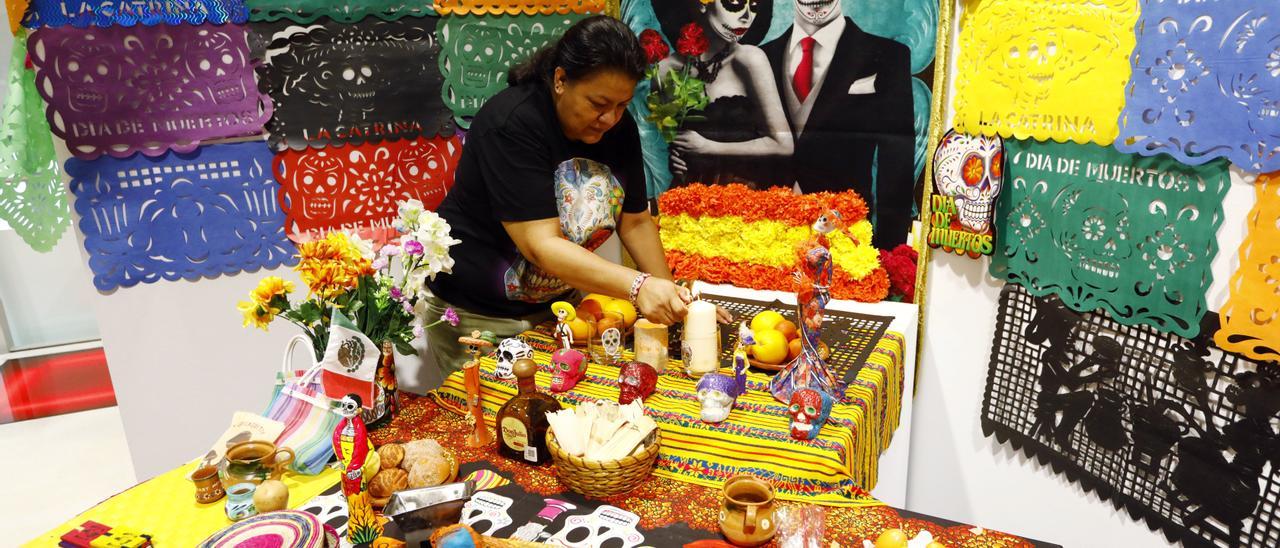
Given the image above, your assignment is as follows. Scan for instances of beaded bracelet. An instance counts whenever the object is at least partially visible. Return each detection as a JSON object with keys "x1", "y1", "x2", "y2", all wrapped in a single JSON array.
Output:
[{"x1": 629, "y1": 272, "x2": 651, "y2": 306}]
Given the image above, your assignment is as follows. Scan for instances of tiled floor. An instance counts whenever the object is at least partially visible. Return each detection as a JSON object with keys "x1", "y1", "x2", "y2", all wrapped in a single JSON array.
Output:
[{"x1": 1, "y1": 407, "x2": 137, "y2": 543}]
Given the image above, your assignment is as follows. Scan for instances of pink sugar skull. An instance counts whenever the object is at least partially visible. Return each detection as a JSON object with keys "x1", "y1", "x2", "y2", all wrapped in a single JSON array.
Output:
[
  {"x1": 550, "y1": 348, "x2": 587, "y2": 392},
  {"x1": 618, "y1": 361, "x2": 658, "y2": 405},
  {"x1": 788, "y1": 388, "x2": 834, "y2": 441}
]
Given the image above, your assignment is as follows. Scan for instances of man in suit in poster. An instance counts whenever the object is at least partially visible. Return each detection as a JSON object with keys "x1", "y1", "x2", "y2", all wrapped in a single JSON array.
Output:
[{"x1": 762, "y1": 0, "x2": 915, "y2": 248}]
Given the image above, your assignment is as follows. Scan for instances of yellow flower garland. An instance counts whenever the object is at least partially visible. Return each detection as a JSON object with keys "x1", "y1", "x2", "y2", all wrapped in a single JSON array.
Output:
[{"x1": 660, "y1": 214, "x2": 881, "y2": 279}]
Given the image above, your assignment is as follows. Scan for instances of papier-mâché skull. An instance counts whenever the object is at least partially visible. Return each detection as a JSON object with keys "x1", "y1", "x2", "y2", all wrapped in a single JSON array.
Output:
[
  {"x1": 550, "y1": 348, "x2": 587, "y2": 392},
  {"x1": 933, "y1": 130, "x2": 1004, "y2": 233},
  {"x1": 495, "y1": 338, "x2": 533, "y2": 379},
  {"x1": 788, "y1": 388, "x2": 834, "y2": 441}
]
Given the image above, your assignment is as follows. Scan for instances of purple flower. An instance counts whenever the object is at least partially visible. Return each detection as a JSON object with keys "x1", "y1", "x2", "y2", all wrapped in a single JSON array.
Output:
[
  {"x1": 413, "y1": 325, "x2": 425, "y2": 338},
  {"x1": 402, "y1": 300, "x2": 414, "y2": 314},
  {"x1": 403, "y1": 240, "x2": 424, "y2": 256},
  {"x1": 443, "y1": 307, "x2": 459, "y2": 327},
  {"x1": 371, "y1": 257, "x2": 388, "y2": 270},
  {"x1": 389, "y1": 286, "x2": 404, "y2": 302}
]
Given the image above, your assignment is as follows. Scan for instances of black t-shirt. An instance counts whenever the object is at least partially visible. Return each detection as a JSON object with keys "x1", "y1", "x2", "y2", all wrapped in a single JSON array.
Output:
[{"x1": 428, "y1": 81, "x2": 648, "y2": 318}]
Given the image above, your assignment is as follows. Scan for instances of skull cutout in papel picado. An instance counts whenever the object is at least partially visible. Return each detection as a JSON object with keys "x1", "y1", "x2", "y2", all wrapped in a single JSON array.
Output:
[
  {"x1": 789, "y1": 388, "x2": 834, "y2": 441},
  {"x1": 550, "y1": 348, "x2": 587, "y2": 392},
  {"x1": 1055, "y1": 185, "x2": 1131, "y2": 283},
  {"x1": 495, "y1": 338, "x2": 533, "y2": 379},
  {"x1": 934, "y1": 130, "x2": 1005, "y2": 233},
  {"x1": 618, "y1": 361, "x2": 657, "y2": 405},
  {"x1": 455, "y1": 24, "x2": 507, "y2": 91},
  {"x1": 293, "y1": 150, "x2": 347, "y2": 220}
]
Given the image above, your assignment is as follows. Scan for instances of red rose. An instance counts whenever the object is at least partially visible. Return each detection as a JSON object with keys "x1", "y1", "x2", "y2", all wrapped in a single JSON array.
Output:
[
  {"x1": 879, "y1": 249, "x2": 917, "y2": 302},
  {"x1": 676, "y1": 23, "x2": 708, "y2": 57},
  {"x1": 638, "y1": 29, "x2": 669, "y2": 65}
]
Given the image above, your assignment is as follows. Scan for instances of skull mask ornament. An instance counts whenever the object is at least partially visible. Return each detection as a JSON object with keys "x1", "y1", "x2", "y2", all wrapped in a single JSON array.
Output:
[
  {"x1": 495, "y1": 338, "x2": 533, "y2": 379},
  {"x1": 618, "y1": 361, "x2": 658, "y2": 405},
  {"x1": 549, "y1": 348, "x2": 587, "y2": 392},
  {"x1": 788, "y1": 388, "x2": 834, "y2": 440},
  {"x1": 933, "y1": 130, "x2": 1005, "y2": 233}
]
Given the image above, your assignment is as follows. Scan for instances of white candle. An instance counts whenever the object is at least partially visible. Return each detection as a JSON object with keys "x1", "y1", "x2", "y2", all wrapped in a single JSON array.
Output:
[
  {"x1": 634, "y1": 319, "x2": 669, "y2": 373},
  {"x1": 683, "y1": 300, "x2": 719, "y2": 375}
]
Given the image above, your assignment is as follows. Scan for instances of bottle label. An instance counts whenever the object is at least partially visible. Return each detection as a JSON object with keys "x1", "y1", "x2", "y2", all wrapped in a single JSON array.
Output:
[
  {"x1": 524, "y1": 446, "x2": 538, "y2": 462},
  {"x1": 501, "y1": 417, "x2": 528, "y2": 452}
]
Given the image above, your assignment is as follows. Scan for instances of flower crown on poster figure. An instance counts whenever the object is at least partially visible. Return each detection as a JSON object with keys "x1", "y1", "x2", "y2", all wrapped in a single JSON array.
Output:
[
  {"x1": 770, "y1": 208, "x2": 849, "y2": 438},
  {"x1": 696, "y1": 322, "x2": 752, "y2": 423}
]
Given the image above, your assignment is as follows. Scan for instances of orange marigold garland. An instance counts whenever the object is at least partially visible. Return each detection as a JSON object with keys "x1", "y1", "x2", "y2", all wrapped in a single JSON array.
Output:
[{"x1": 659, "y1": 184, "x2": 889, "y2": 302}]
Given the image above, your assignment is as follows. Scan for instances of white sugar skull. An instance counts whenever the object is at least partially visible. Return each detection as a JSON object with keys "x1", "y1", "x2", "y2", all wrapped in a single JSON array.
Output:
[
  {"x1": 601, "y1": 327, "x2": 623, "y2": 363},
  {"x1": 696, "y1": 387, "x2": 735, "y2": 423},
  {"x1": 933, "y1": 130, "x2": 1004, "y2": 233},
  {"x1": 494, "y1": 338, "x2": 532, "y2": 379}
]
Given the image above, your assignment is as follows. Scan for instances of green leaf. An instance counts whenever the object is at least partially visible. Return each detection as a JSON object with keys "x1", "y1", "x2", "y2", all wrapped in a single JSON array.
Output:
[
  {"x1": 394, "y1": 338, "x2": 416, "y2": 356},
  {"x1": 661, "y1": 116, "x2": 678, "y2": 128}
]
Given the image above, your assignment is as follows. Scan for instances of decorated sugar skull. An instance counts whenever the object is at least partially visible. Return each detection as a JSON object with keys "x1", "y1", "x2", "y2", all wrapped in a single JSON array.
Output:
[
  {"x1": 788, "y1": 388, "x2": 834, "y2": 440},
  {"x1": 696, "y1": 372, "x2": 741, "y2": 423},
  {"x1": 933, "y1": 130, "x2": 1005, "y2": 233},
  {"x1": 550, "y1": 348, "x2": 587, "y2": 392},
  {"x1": 1054, "y1": 185, "x2": 1131, "y2": 282},
  {"x1": 600, "y1": 326, "x2": 623, "y2": 363},
  {"x1": 618, "y1": 361, "x2": 658, "y2": 405},
  {"x1": 494, "y1": 338, "x2": 533, "y2": 379}
]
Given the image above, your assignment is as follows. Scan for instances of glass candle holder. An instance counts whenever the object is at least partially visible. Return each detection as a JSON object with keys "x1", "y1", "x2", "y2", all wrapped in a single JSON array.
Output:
[
  {"x1": 590, "y1": 311, "x2": 627, "y2": 366},
  {"x1": 633, "y1": 319, "x2": 669, "y2": 373},
  {"x1": 225, "y1": 482, "x2": 258, "y2": 521},
  {"x1": 682, "y1": 329, "x2": 721, "y2": 377}
]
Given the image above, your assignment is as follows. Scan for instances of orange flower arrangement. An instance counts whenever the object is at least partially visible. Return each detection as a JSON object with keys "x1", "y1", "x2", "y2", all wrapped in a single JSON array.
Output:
[{"x1": 659, "y1": 184, "x2": 889, "y2": 302}]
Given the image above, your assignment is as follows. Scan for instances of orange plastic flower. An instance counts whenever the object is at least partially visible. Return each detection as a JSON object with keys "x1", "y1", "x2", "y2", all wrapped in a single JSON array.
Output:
[{"x1": 295, "y1": 232, "x2": 374, "y2": 299}]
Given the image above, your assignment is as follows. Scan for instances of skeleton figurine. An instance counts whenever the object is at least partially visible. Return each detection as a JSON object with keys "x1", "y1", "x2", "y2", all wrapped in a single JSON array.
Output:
[
  {"x1": 770, "y1": 209, "x2": 848, "y2": 404},
  {"x1": 459, "y1": 331, "x2": 498, "y2": 447},
  {"x1": 495, "y1": 338, "x2": 533, "y2": 380},
  {"x1": 551, "y1": 301, "x2": 576, "y2": 349},
  {"x1": 788, "y1": 388, "x2": 834, "y2": 440},
  {"x1": 332, "y1": 393, "x2": 383, "y2": 543},
  {"x1": 550, "y1": 347, "x2": 588, "y2": 392},
  {"x1": 696, "y1": 323, "x2": 752, "y2": 423}
]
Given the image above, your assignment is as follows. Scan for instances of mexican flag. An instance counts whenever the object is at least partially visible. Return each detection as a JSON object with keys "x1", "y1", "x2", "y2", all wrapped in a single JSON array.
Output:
[{"x1": 320, "y1": 309, "x2": 377, "y2": 409}]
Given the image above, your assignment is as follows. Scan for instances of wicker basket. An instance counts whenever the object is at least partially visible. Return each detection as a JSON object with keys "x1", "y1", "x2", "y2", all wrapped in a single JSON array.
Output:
[{"x1": 546, "y1": 428, "x2": 661, "y2": 497}]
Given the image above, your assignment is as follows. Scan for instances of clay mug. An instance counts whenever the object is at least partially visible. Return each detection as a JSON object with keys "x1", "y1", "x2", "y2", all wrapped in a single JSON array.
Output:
[
  {"x1": 719, "y1": 474, "x2": 777, "y2": 547},
  {"x1": 219, "y1": 440, "x2": 295, "y2": 491},
  {"x1": 190, "y1": 464, "x2": 226, "y2": 504}
]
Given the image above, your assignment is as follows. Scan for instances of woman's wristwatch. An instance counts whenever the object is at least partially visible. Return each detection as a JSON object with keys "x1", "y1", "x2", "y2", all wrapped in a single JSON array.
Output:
[{"x1": 629, "y1": 272, "x2": 652, "y2": 306}]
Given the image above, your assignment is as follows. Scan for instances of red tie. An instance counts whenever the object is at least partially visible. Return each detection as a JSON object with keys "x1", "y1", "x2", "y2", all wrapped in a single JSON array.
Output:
[{"x1": 793, "y1": 36, "x2": 816, "y2": 102}]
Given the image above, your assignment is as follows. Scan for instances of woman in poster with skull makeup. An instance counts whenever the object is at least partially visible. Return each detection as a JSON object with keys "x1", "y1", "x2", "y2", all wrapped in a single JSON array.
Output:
[{"x1": 657, "y1": 0, "x2": 793, "y2": 188}]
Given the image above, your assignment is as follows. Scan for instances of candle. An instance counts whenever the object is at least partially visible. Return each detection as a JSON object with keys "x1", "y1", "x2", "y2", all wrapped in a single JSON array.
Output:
[
  {"x1": 634, "y1": 319, "x2": 669, "y2": 373},
  {"x1": 683, "y1": 300, "x2": 719, "y2": 376}
]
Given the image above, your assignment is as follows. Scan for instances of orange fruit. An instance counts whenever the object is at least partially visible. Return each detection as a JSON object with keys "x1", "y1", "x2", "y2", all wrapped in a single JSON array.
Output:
[
  {"x1": 752, "y1": 329, "x2": 789, "y2": 365},
  {"x1": 602, "y1": 299, "x2": 638, "y2": 328},
  {"x1": 568, "y1": 317, "x2": 594, "y2": 342},
  {"x1": 775, "y1": 320, "x2": 799, "y2": 341},
  {"x1": 576, "y1": 299, "x2": 603, "y2": 322},
  {"x1": 787, "y1": 338, "x2": 803, "y2": 361},
  {"x1": 750, "y1": 311, "x2": 785, "y2": 334},
  {"x1": 597, "y1": 311, "x2": 625, "y2": 336}
]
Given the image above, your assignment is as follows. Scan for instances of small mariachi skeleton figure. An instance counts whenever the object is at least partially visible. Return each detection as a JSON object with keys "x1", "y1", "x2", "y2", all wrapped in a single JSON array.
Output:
[
  {"x1": 770, "y1": 208, "x2": 850, "y2": 405},
  {"x1": 696, "y1": 322, "x2": 752, "y2": 423},
  {"x1": 332, "y1": 393, "x2": 383, "y2": 542},
  {"x1": 551, "y1": 301, "x2": 576, "y2": 349},
  {"x1": 460, "y1": 330, "x2": 498, "y2": 447}
]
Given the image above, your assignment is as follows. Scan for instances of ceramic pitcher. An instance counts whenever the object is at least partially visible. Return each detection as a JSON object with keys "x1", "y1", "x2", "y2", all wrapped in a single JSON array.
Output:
[{"x1": 719, "y1": 474, "x2": 777, "y2": 547}]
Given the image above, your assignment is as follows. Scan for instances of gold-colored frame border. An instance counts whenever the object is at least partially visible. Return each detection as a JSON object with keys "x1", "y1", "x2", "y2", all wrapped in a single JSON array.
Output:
[{"x1": 911, "y1": 0, "x2": 955, "y2": 379}]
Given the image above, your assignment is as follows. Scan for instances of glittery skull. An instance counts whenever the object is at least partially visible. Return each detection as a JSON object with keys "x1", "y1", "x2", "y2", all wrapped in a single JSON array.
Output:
[
  {"x1": 618, "y1": 361, "x2": 658, "y2": 405},
  {"x1": 550, "y1": 348, "x2": 587, "y2": 392},
  {"x1": 1055, "y1": 185, "x2": 1131, "y2": 282},
  {"x1": 933, "y1": 130, "x2": 1005, "y2": 233},
  {"x1": 495, "y1": 338, "x2": 533, "y2": 379},
  {"x1": 788, "y1": 388, "x2": 833, "y2": 440},
  {"x1": 294, "y1": 150, "x2": 347, "y2": 220},
  {"x1": 696, "y1": 373, "x2": 740, "y2": 423}
]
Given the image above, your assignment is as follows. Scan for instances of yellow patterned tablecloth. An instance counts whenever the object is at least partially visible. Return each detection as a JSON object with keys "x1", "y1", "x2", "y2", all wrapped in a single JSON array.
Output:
[
  {"x1": 25, "y1": 461, "x2": 339, "y2": 546},
  {"x1": 434, "y1": 327, "x2": 904, "y2": 507}
]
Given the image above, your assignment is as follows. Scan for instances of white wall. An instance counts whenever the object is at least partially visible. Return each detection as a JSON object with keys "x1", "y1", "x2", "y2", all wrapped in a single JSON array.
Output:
[{"x1": 904, "y1": 3, "x2": 1258, "y2": 545}]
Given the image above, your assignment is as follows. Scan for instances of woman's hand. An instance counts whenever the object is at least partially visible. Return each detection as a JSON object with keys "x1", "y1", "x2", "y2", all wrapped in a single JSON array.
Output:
[
  {"x1": 716, "y1": 305, "x2": 733, "y2": 324},
  {"x1": 636, "y1": 277, "x2": 691, "y2": 326},
  {"x1": 672, "y1": 130, "x2": 714, "y2": 156}
]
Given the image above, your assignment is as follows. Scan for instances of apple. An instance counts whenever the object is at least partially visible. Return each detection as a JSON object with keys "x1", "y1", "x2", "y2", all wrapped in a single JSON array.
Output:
[
  {"x1": 752, "y1": 329, "x2": 789, "y2": 365},
  {"x1": 750, "y1": 311, "x2": 785, "y2": 334}
]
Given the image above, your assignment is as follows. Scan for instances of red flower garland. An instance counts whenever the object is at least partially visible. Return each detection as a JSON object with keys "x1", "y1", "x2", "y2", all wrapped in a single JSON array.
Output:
[
  {"x1": 666, "y1": 250, "x2": 890, "y2": 303},
  {"x1": 879, "y1": 244, "x2": 918, "y2": 302},
  {"x1": 658, "y1": 184, "x2": 869, "y2": 227}
]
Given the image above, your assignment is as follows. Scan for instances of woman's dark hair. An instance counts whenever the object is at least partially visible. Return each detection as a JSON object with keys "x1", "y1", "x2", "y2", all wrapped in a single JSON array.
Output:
[
  {"x1": 655, "y1": 0, "x2": 774, "y2": 48},
  {"x1": 507, "y1": 15, "x2": 647, "y2": 87}
]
